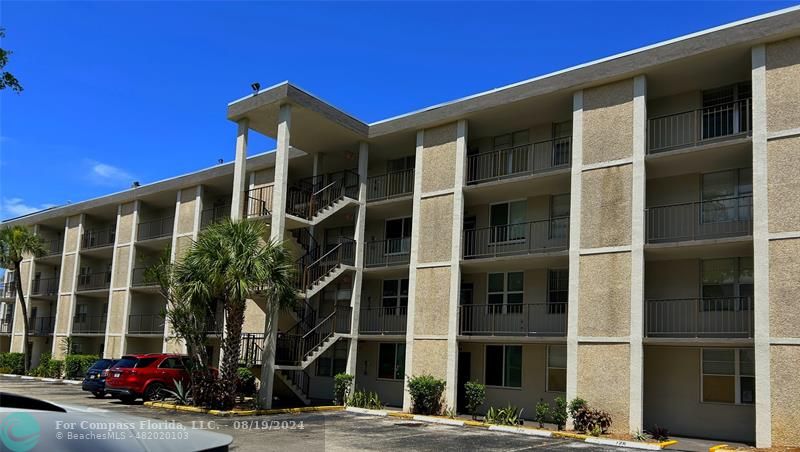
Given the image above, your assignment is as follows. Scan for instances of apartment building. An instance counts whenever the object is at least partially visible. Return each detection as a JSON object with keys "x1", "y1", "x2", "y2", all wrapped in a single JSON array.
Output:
[{"x1": 2, "y1": 6, "x2": 800, "y2": 447}]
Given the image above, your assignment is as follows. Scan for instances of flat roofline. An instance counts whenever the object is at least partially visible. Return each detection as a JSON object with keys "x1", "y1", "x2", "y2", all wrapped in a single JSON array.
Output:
[{"x1": 227, "y1": 4, "x2": 800, "y2": 137}]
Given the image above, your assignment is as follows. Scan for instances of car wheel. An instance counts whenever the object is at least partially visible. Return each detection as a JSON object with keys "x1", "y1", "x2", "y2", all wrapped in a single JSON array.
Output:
[
  {"x1": 144, "y1": 382, "x2": 165, "y2": 402},
  {"x1": 92, "y1": 391, "x2": 105, "y2": 398},
  {"x1": 119, "y1": 395, "x2": 136, "y2": 404}
]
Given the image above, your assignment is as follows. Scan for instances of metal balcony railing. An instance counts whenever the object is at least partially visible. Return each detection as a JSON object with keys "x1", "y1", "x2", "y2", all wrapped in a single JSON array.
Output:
[
  {"x1": 76, "y1": 271, "x2": 112, "y2": 291},
  {"x1": 367, "y1": 169, "x2": 414, "y2": 201},
  {"x1": 31, "y1": 277, "x2": 59, "y2": 298},
  {"x1": 463, "y1": 217, "x2": 569, "y2": 259},
  {"x1": 127, "y1": 314, "x2": 165, "y2": 334},
  {"x1": 82, "y1": 227, "x2": 116, "y2": 249},
  {"x1": 240, "y1": 333, "x2": 265, "y2": 366},
  {"x1": 275, "y1": 307, "x2": 352, "y2": 366},
  {"x1": 205, "y1": 311, "x2": 224, "y2": 335},
  {"x1": 458, "y1": 302, "x2": 567, "y2": 337},
  {"x1": 645, "y1": 297, "x2": 754, "y2": 338},
  {"x1": 0, "y1": 317, "x2": 12, "y2": 334},
  {"x1": 297, "y1": 238, "x2": 356, "y2": 291},
  {"x1": 364, "y1": 238, "x2": 411, "y2": 268},
  {"x1": 245, "y1": 186, "x2": 273, "y2": 219},
  {"x1": 646, "y1": 195, "x2": 753, "y2": 243},
  {"x1": 647, "y1": 98, "x2": 752, "y2": 153},
  {"x1": 138, "y1": 216, "x2": 174, "y2": 241},
  {"x1": 41, "y1": 238, "x2": 64, "y2": 256},
  {"x1": 131, "y1": 268, "x2": 158, "y2": 288},
  {"x1": 30, "y1": 316, "x2": 55, "y2": 336},
  {"x1": 72, "y1": 315, "x2": 107, "y2": 334},
  {"x1": 200, "y1": 204, "x2": 231, "y2": 228},
  {"x1": 359, "y1": 307, "x2": 407, "y2": 335},
  {"x1": 0, "y1": 282, "x2": 15, "y2": 299},
  {"x1": 466, "y1": 137, "x2": 571, "y2": 184},
  {"x1": 286, "y1": 170, "x2": 359, "y2": 220}
]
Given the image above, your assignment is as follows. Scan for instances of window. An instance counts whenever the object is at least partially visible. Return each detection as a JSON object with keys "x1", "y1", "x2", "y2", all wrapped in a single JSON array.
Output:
[
  {"x1": 378, "y1": 343, "x2": 405, "y2": 380},
  {"x1": 488, "y1": 272, "x2": 523, "y2": 314},
  {"x1": 549, "y1": 194, "x2": 570, "y2": 240},
  {"x1": 317, "y1": 341, "x2": 348, "y2": 377},
  {"x1": 701, "y1": 168, "x2": 752, "y2": 223},
  {"x1": 385, "y1": 217, "x2": 412, "y2": 255},
  {"x1": 387, "y1": 156, "x2": 415, "y2": 172},
  {"x1": 701, "y1": 257, "x2": 753, "y2": 311},
  {"x1": 159, "y1": 357, "x2": 185, "y2": 369},
  {"x1": 75, "y1": 304, "x2": 88, "y2": 323},
  {"x1": 547, "y1": 345, "x2": 567, "y2": 392},
  {"x1": 701, "y1": 82, "x2": 751, "y2": 139},
  {"x1": 382, "y1": 279, "x2": 409, "y2": 315},
  {"x1": 547, "y1": 269, "x2": 568, "y2": 314},
  {"x1": 485, "y1": 345, "x2": 522, "y2": 388},
  {"x1": 490, "y1": 200, "x2": 526, "y2": 242},
  {"x1": 702, "y1": 348, "x2": 754, "y2": 404},
  {"x1": 493, "y1": 130, "x2": 529, "y2": 150},
  {"x1": 552, "y1": 121, "x2": 572, "y2": 166}
]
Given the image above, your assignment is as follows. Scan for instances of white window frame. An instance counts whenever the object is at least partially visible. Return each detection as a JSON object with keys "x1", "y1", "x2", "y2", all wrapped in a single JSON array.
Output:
[
  {"x1": 487, "y1": 272, "x2": 524, "y2": 314},
  {"x1": 700, "y1": 347, "x2": 754, "y2": 405},
  {"x1": 546, "y1": 345, "x2": 567, "y2": 393},
  {"x1": 377, "y1": 343, "x2": 405, "y2": 381},
  {"x1": 484, "y1": 344, "x2": 522, "y2": 389}
]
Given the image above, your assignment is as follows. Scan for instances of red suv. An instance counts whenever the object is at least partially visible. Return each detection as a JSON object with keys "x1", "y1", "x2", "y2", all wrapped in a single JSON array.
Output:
[{"x1": 104, "y1": 354, "x2": 192, "y2": 403}]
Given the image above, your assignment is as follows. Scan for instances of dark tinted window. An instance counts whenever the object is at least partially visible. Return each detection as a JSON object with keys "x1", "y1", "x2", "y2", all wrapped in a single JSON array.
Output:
[
  {"x1": 90, "y1": 359, "x2": 114, "y2": 370},
  {"x1": 113, "y1": 358, "x2": 138, "y2": 369},
  {"x1": 159, "y1": 357, "x2": 185, "y2": 369},
  {"x1": 136, "y1": 358, "x2": 158, "y2": 368}
]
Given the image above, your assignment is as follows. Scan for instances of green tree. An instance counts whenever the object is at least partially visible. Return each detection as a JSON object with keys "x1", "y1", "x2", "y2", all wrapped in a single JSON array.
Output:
[
  {"x1": 180, "y1": 219, "x2": 296, "y2": 410},
  {"x1": 0, "y1": 28, "x2": 23, "y2": 93},
  {"x1": 0, "y1": 226, "x2": 45, "y2": 373}
]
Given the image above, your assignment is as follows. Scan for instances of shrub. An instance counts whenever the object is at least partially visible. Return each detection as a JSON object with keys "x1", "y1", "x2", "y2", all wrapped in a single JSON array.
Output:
[
  {"x1": 648, "y1": 425, "x2": 670, "y2": 441},
  {"x1": 550, "y1": 396, "x2": 568, "y2": 431},
  {"x1": 0, "y1": 367, "x2": 12, "y2": 374},
  {"x1": 535, "y1": 399, "x2": 550, "y2": 428},
  {"x1": 486, "y1": 404, "x2": 524, "y2": 426},
  {"x1": 29, "y1": 353, "x2": 64, "y2": 378},
  {"x1": 407, "y1": 374, "x2": 446, "y2": 415},
  {"x1": 47, "y1": 360, "x2": 64, "y2": 379},
  {"x1": 567, "y1": 397, "x2": 587, "y2": 421},
  {"x1": 0, "y1": 353, "x2": 25, "y2": 375},
  {"x1": 463, "y1": 381, "x2": 485, "y2": 420},
  {"x1": 570, "y1": 399, "x2": 613, "y2": 434},
  {"x1": 348, "y1": 389, "x2": 382, "y2": 409},
  {"x1": 333, "y1": 373, "x2": 354, "y2": 405},
  {"x1": 236, "y1": 367, "x2": 257, "y2": 398},
  {"x1": 64, "y1": 355, "x2": 99, "y2": 379}
]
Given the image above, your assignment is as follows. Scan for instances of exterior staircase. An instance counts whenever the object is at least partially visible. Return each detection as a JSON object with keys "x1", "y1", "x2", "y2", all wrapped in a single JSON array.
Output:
[
  {"x1": 276, "y1": 370, "x2": 311, "y2": 405},
  {"x1": 284, "y1": 170, "x2": 360, "y2": 227}
]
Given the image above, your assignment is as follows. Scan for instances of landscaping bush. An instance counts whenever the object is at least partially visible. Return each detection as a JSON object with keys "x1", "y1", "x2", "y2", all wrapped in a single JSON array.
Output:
[
  {"x1": 29, "y1": 353, "x2": 62, "y2": 378},
  {"x1": 648, "y1": 425, "x2": 670, "y2": 441},
  {"x1": 486, "y1": 404, "x2": 524, "y2": 426},
  {"x1": 236, "y1": 367, "x2": 257, "y2": 398},
  {"x1": 569, "y1": 397, "x2": 612, "y2": 434},
  {"x1": 550, "y1": 396, "x2": 568, "y2": 431},
  {"x1": 347, "y1": 389, "x2": 382, "y2": 409},
  {"x1": 463, "y1": 381, "x2": 485, "y2": 420},
  {"x1": 64, "y1": 355, "x2": 99, "y2": 379},
  {"x1": 407, "y1": 374, "x2": 446, "y2": 415},
  {"x1": 47, "y1": 360, "x2": 64, "y2": 379},
  {"x1": 0, "y1": 352, "x2": 25, "y2": 375},
  {"x1": 535, "y1": 399, "x2": 550, "y2": 428},
  {"x1": 333, "y1": 373, "x2": 353, "y2": 405}
]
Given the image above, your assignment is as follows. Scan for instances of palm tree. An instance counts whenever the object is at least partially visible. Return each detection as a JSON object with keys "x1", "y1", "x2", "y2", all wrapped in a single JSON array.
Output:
[
  {"x1": 182, "y1": 219, "x2": 296, "y2": 409},
  {"x1": 0, "y1": 226, "x2": 45, "y2": 373}
]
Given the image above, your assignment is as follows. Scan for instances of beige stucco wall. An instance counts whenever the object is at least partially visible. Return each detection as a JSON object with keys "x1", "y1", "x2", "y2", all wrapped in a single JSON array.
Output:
[
  {"x1": 644, "y1": 346, "x2": 755, "y2": 442},
  {"x1": 417, "y1": 195, "x2": 454, "y2": 263},
  {"x1": 769, "y1": 238, "x2": 800, "y2": 338},
  {"x1": 60, "y1": 254, "x2": 75, "y2": 292},
  {"x1": 576, "y1": 343, "x2": 630, "y2": 432},
  {"x1": 413, "y1": 267, "x2": 450, "y2": 336},
  {"x1": 354, "y1": 341, "x2": 405, "y2": 407},
  {"x1": 117, "y1": 203, "x2": 136, "y2": 245},
  {"x1": 410, "y1": 339, "x2": 448, "y2": 380},
  {"x1": 106, "y1": 291, "x2": 127, "y2": 335},
  {"x1": 580, "y1": 165, "x2": 632, "y2": 248},
  {"x1": 421, "y1": 123, "x2": 457, "y2": 193},
  {"x1": 582, "y1": 79, "x2": 634, "y2": 165},
  {"x1": 243, "y1": 299, "x2": 266, "y2": 334},
  {"x1": 767, "y1": 137, "x2": 800, "y2": 234},
  {"x1": 54, "y1": 295, "x2": 73, "y2": 336},
  {"x1": 177, "y1": 188, "x2": 198, "y2": 234},
  {"x1": 64, "y1": 215, "x2": 82, "y2": 252},
  {"x1": 771, "y1": 344, "x2": 800, "y2": 446},
  {"x1": 578, "y1": 252, "x2": 631, "y2": 337},
  {"x1": 112, "y1": 246, "x2": 131, "y2": 288},
  {"x1": 765, "y1": 37, "x2": 800, "y2": 133},
  {"x1": 174, "y1": 236, "x2": 193, "y2": 261}
]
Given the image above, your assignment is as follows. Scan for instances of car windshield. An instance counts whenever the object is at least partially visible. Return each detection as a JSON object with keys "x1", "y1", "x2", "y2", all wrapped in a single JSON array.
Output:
[{"x1": 90, "y1": 359, "x2": 115, "y2": 370}]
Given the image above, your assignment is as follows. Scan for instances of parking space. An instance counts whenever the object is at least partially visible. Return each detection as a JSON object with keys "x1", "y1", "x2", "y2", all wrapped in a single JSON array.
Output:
[{"x1": 0, "y1": 377, "x2": 632, "y2": 451}]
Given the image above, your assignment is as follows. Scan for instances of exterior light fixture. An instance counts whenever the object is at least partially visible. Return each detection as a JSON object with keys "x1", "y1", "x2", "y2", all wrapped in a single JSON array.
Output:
[{"x1": 251, "y1": 82, "x2": 260, "y2": 93}]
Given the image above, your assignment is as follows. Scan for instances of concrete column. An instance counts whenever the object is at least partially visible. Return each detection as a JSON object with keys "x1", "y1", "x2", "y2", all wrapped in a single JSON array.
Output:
[
  {"x1": 103, "y1": 202, "x2": 134, "y2": 358},
  {"x1": 752, "y1": 43, "x2": 772, "y2": 448},
  {"x1": 629, "y1": 74, "x2": 647, "y2": 432},
  {"x1": 346, "y1": 142, "x2": 369, "y2": 376},
  {"x1": 50, "y1": 214, "x2": 84, "y2": 359},
  {"x1": 231, "y1": 119, "x2": 249, "y2": 221},
  {"x1": 259, "y1": 102, "x2": 292, "y2": 409}
]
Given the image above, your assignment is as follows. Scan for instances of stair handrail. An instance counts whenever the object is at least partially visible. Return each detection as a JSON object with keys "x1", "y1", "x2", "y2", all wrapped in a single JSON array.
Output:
[
  {"x1": 307, "y1": 179, "x2": 343, "y2": 218},
  {"x1": 301, "y1": 238, "x2": 354, "y2": 290}
]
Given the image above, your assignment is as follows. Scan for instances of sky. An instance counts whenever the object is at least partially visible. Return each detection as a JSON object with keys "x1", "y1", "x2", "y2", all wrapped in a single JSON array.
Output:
[{"x1": 0, "y1": 1, "x2": 797, "y2": 221}]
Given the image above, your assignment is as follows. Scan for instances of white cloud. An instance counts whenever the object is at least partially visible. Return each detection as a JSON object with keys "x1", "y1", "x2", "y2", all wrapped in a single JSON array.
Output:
[
  {"x1": 1, "y1": 198, "x2": 57, "y2": 219},
  {"x1": 86, "y1": 160, "x2": 135, "y2": 187}
]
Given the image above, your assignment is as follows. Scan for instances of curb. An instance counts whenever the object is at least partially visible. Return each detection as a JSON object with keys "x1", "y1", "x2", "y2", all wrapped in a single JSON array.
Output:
[
  {"x1": 1, "y1": 374, "x2": 82, "y2": 385},
  {"x1": 708, "y1": 446, "x2": 734, "y2": 452},
  {"x1": 144, "y1": 402, "x2": 344, "y2": 417},
  {"x1": 343, "y1": 407, "x2": 678, "y2": 451}
]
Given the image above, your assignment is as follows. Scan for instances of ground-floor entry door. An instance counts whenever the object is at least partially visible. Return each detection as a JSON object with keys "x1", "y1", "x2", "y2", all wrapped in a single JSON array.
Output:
[{"x1": 456, "y1": 351, "x2": 471, "y2": 413}]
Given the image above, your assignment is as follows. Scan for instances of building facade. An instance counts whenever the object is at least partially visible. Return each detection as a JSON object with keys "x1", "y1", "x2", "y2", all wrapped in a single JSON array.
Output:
[{"x1": 2, "y1": 7, "x2": 800, "y2": 447}]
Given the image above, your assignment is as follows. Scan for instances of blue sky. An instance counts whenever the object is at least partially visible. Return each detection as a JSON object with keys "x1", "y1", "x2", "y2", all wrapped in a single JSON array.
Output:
[{"x1": 0, "y1": 1, "x2": 796, "y2": 221}]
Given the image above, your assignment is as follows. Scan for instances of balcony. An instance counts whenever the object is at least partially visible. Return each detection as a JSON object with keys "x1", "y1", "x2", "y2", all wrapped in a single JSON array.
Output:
[
  {"x1": 645, "y1": 297, "x2": 754, "y2": 339},
  {"x1": 364, "y1": 238, "x2": 411, "y2": 268},
  {"x1": 463, "y1": 218, "x2": 569, "y2": 259},
  {"x1": 366, "y1": 169, "x2": 414, "y2": 202},
  {"x1": 0, "y1": 282, "x2": 15, "y2": 300},
  {"x1": 0, "y1": 316, "x2": 12, "y2": 334},
  {"x1": 201, "y1": 204, "x2": 231, "y2": 228},
  {"x1": 244, "y1": 186, "x2": 273, "y2": 219},
  {"x1": 41, "y1": 238, "x2": 63, "y2": 257},
  {"x1": 76, "y1": 271, "x2": 111, "y2": 292},
  {"x1": 647, "y1": 98, "x2": 752, "y2": 154},
  {"x1": 359, "y1": 307, "x2": 407, "y2": 335},
  {"x1": 646, "y1": 195, "x2": 752, "y2": 243},
  {"x1": 466, "y1": 137, "x2": 571, "y2": 185},
  {"x1": 138, "y1": 216, "x2": 174, "y2": 241},
  {"x1": 458, "y1": 303, "x2": 567, "y2": 337},
  {"x1": 127, "y1": 314, "x2": 165, "y2": 335},
  {"x1": 72, "y1": 315, "x2": 107, "y2": 334},
  {"x1": 31, "y1": 277, "x2": 59, "y2": 298},
  {"x1": 82, "y1": 227, "x2": 115, "y2": 249},
  {"x1": 30, "y1": 316, "x2": 55, "y2": 336},
  {"x1": 131, "y1": 268, "x2": 158, "y2": 288}
]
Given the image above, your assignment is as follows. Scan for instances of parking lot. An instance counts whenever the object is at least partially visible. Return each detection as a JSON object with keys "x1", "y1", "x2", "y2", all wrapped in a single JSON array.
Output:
[{"x1": 0, "y1": 376, "x2": 635, "y2": 451}]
